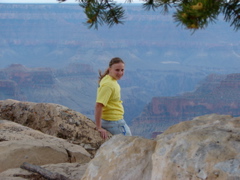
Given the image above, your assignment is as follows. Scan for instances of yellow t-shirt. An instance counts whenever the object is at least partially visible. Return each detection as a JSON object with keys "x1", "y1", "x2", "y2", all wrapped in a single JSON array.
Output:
[{"x1": 96, "y1": 75, "x2": 124, "y2": 121}]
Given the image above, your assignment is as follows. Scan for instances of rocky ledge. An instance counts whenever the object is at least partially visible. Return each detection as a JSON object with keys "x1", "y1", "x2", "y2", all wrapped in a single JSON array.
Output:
[
  {"x1": 82, "y1": 114, "x2": 240, "y2": 180},
  {"x1": 0, "y1": 99, "x2": 239, "y2": 180},
  {"x1": 0, "y1": 99, "x2": 111, "y2": 156},
  {"x1": 0, "y1": 120, "x2": 90, "y2": 178}
]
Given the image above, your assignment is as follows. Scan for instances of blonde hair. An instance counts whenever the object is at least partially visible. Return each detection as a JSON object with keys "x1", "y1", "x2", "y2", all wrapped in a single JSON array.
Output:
[{"x1": 98, "y1": 57, "x2": 124, "y2": 83}]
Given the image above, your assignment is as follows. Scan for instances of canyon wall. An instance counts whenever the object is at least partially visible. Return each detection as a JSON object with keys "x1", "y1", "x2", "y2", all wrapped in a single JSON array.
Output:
[{"x1": 132, "y1": 73, "x2": 240, "y2": 138}]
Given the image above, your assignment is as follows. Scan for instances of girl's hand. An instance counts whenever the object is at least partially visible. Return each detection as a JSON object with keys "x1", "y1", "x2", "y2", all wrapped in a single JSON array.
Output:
[{"x1": 96, "y1": 127, "x2": 108, "y2": 140}]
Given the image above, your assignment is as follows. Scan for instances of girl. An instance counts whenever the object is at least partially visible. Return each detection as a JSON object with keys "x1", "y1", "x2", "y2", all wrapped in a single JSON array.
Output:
[{"x1": 95, "y1": 57, "x2": 132, "y2": 139}]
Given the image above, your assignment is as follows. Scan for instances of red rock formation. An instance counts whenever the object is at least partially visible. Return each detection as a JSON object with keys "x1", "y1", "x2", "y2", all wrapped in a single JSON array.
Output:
[{"x1": 132, "y1": 73, "x2": 240, "y2": 138}]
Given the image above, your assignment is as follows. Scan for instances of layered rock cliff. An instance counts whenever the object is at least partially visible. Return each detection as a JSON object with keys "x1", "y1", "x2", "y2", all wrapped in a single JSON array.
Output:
[
  {"x1": 0, "y1": 64, "x2": 97, "y2": 118},
  {"x1": 0, "y1": 63, "x2": 205, "y2": 125},
  {"x1": 132, "y1": 73, "x2": 240, "y2": 138}
]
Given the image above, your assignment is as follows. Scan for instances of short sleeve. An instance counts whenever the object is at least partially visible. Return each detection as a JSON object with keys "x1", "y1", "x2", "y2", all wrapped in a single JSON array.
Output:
[{"x1": 96, "y1": 85, "x2": 113, "y2": 106}]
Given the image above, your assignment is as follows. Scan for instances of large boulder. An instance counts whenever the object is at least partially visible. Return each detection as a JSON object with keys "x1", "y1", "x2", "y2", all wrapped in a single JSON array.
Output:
[
  {"x1": 81, "y1": 135, "x2": 156, "y2": 180},
  {"x1": 82, "y1": 114, "x2": 240, "y2": 180},
  {"x1": 0, "y1": 99, "x2": 111, "y2": 155},
  {"x1": 0, "y1": 120, "x2": 91, "y2": 173}
]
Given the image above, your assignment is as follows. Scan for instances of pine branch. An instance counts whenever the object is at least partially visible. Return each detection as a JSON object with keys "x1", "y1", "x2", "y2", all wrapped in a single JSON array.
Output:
[{"x1": 222, "y1": 0, "x2": 240, "y2": 31}]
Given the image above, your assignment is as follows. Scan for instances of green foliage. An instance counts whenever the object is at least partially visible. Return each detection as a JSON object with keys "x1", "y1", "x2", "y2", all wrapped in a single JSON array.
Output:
[
  {"x1": 173, "y1": 0, "x2": 221, "y2": 31},
  {"x1": 59, "y1": 0, "x2": 240, "y2": 31},
  {"x1": 222, "y1": 0, "x2": 240, "y2": 31},
  {"x1": 143, "y1": 0, "x2": 177, "y2": 13},
  {"x1": 79, "y1": 0, "x2": 125, "y2": 29}
]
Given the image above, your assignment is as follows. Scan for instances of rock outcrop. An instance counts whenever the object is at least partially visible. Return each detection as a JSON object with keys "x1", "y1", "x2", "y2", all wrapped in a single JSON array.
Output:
[
  {"x1": 1, "y1": 107, "x2": 240, "y2": 180},
  {"x1": 0, "y1": 99, "x2": 111, "y2": 155},
  {"x1": 81, "y1": 135, "x2": 156, "y2": 180},
  {"x1": 0, "y1": 120, "x2": 90, "y2": 176},
  {"x1": 82, "y1": 114, "x2": 240, "y2": 180}
]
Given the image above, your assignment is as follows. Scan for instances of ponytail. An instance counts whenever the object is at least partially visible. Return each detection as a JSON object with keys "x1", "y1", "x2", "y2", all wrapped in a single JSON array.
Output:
[{"x1": 98, "y1": 69, "x2": 109, "y2": 83}]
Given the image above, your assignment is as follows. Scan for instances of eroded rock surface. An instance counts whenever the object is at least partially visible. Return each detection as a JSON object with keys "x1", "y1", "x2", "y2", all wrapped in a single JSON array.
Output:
[
  {"x1": 0, "y1": 99, "x2": 111, "y2": 155},
  {"x1": 0, "y1": 120, "x2": 91, "y2": 173},
  {"x1": 82, "y1": 135, "x2": 156, "y2": 180},
  {"x1": 82, "y1": 114, "x2": 240, "y2": 180}
]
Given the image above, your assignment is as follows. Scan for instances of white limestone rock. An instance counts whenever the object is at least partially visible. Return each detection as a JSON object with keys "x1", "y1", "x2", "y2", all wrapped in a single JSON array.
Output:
[
  {"x1": 81, "y1": 135, "x2": 156, "y2": 180},
  {"x1": 0, "y1": 120, "x2": 91, "y2": 173},
  {"x1": 82, "y1": 114, "x2": 240, "y2": 180}
]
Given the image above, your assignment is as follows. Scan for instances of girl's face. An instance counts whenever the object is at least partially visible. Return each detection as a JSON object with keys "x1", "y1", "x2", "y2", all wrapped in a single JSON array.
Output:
[{"x1": 108, "y1": 62, "x2": 125, "y2": 80}]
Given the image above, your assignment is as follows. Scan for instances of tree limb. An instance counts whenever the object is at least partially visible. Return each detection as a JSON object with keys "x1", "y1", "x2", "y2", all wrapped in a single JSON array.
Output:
[{"x1": 20, "y1": 162, "x2": 70, "y2": 180}]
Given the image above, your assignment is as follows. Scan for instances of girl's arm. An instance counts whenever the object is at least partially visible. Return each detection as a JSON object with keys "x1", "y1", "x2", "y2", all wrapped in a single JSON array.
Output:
[{"x1": 95, "y1": 102, "x2": 108, "y2": 139}]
